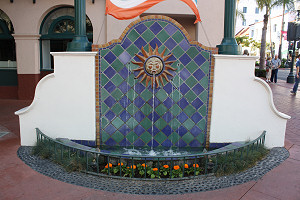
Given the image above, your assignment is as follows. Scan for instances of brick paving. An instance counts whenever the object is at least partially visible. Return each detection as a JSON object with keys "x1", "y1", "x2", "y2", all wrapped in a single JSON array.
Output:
[{"x1": 0, "y1": 80, "x2": 299, "y2": 200}]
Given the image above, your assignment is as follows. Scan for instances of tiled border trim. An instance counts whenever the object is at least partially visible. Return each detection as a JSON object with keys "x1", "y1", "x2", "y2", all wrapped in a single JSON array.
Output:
[
  {"x1": 18, "y1": 147, "x2": 289, "y2": 195},
  {"x1": 92, "y1": 15, "x2": 218, "y2": 147}
]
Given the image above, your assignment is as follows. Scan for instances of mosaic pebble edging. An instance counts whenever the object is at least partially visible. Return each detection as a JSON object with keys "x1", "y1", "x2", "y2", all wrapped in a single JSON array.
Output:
[{"x1": 17, "y1": 147, "x2": 288, "y2": 195}]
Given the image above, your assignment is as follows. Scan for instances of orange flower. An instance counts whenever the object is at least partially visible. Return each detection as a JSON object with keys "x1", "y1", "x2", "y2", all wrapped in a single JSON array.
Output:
[
  {"x1": 184, "y1": 164, "x2": 189, "y2": 169},
  {"x1": 174, "y1": 165, "x2": 180, "y2": 170},
  {"x1": 130, "y1": 165, "x2": 136, "y2": 169},
  {"x1": 141, "y1": 163, "x2": 147, "y2": 167},
  {"x1": 105, "y1": 163, "x2": 113, "y2": 168},
  {"x1": 163, "y1": 165, "x2": 169, "y2": 169},
  {"x1": 193, "y1": 164, "x2": 199, "y2": 168},
  {"x1": 118, "y1": 162, "x2": 123, "y2": 166},
  {"x1": 152, "y1": 168, "x2": 158, "y2": 171}
]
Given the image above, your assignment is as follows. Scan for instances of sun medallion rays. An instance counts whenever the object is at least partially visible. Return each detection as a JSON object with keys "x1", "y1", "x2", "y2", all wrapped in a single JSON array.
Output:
[{"x1": 132, "y1": 44, "x2": 176, "y2": 88}]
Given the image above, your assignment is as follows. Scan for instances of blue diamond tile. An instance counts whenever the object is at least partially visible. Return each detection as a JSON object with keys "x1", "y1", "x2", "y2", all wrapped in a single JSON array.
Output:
[
  {"x1": 135, "y1": 23, "x2": 147, "y2": 34},
  {"x1": 163, "y1": 97, "x2": 173, "y2": 109},
  {"x1": 165, "y1": 24, "x2": 177, "y2": 35},
  {"x1": 104, "y1": 52, "x2": 117, "y2": 64},
  {"x1": 190, "y1": 125, "x2": 202, "y2": 137},
  {"x1": 119, "y1": 96, "x2": 131, "y2": 108},
  {"x1": 134, "y1": 37, "x2": 147, "y2": 49},
  {"x1": 120, "y1": 110, "x2": 131, "y2": 122},
  {"x1": 105, "y1": 138, "x2": 117, "y2": 146},
  {"x1": 149, "y1": 38, "x2": 162, "y2": 49},
  {"x1": 163, "y1": 82, "x2": 174, "y2": 94},
  {"x1": 162, "y1": 125, "x2": 172, "y2": 137},
  {"x1": 162, "y1": 139, "x2": 172, "y2": 147},
  {"x1": 148, "y1": 125, "x2": 160, "y2": 135},
  {"x1": 177, "y1": 112, "x2": 188, "y2": 123},
  {"x1": 189, "y1": 139, "x2": 201, "y2": 147},
  {"x1": 179, "y1": 68, "x2": 191, "y2": 81},
  {"x1": 105, "y1": 124, "x2": 116, "y2": 135},
  {"x1": 149, "y1": 22, "x2": 163, "y2": 35},
  {"x1": 176, "y1": 126, "x2": 188, "y2": 137},
  {"x1": 191, "y1": 112, "x2": 202, "y2": 123},
  {"x1": 179, "y1": 53, "x2": 192, "y2": 65},
  {"x1": 104, "y1": 96, "x2": 116, "y2": 107},
  {"x1": 119, "y1": 67, "x2": 129, "y2": 79},
  {"x1": 147, "y1": 139, "x2": 159, "y2": 148},
  {"x1": 162, "y1": 111, "x2": 173, "y2": 123},
  {"x1": 194, "y1": 53, "x2": 206, "y2": 66},
  {"x1": 165, "y1": 38, "x2": 177, "y2": 50},
  {"x1": 134, "y1": 83, "x2": 145, "y2": 94},
  {"x1": 119, "y1": 138, "x2": 131, "y2": 146},
  {"x1": 148, "y1": 111, "x2": 160, "y2": 122},
  {"x1": 166, "y1": 54, "x2": 176, "y2": 61},
  {"x1": 104, "y1": 67, "x2": 116, "y2": 79},
  {"x1": 179, "y1": 39, "x2": 190, "y2": 51},
  {"x1": 175, "y1": 139, "x2": 187, "y2": 147},
  {"x1": 119, "y1": 51, "x2": 131, "y2": 64},
  {"x1": 134, "y1": 96, "x2": 145, "y2": 108},
  {"x1": 121, "y1": 38, "x2": 132, "y2": 49},
  {"x1": 191, "y1": 98, "x2": 203, "y2": 109},
  {"x1": 147, "y1": 96, "x2": 160, "y2": 107},
  {"x1": 119, "y1": 81, "x2": 130, "y2": 93},
  {"x1": 105, "y1": 110, "x2": 115, "y2": 121},
  {"x1": 134, "y1": 111, "x2": 145, "y2": 122},
  {"x1": 179, "y1": 83, "x2": 189, "y2": 95},
  {"x1": 134, "y1": 138, "x2": 145, "y2": 146},
  {"x1": 193, "y1": 69, "x2": 205, "y2": 81},
  {"x1": 192, "y1": 83, "x2": 204, "y2": 95},
  {"x1": 104, "y1": 81, "x2": 116, "y2": 93},
  {"x1": 119, "y1": 124, "x2": 131, "y2": 135},
  {"x1": 134, "y1": 125, "x2": 146, "y2": 136},
  {"x1": 177, "y1": 97, "x2": 189, "y2": 109}
]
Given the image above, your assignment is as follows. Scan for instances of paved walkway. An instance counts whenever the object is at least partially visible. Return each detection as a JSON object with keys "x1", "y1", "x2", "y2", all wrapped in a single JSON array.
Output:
[{"x1": 0, "y1": 79, "x2": 299, "y2": 200}]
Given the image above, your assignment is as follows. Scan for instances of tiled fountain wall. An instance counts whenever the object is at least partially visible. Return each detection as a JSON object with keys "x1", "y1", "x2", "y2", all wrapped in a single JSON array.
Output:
[{"x1": 93, "y1": 16, "x2": 217, "y2": 148}]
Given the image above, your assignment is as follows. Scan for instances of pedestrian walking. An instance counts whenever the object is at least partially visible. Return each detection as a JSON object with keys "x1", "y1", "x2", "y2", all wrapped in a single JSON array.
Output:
[
  {"x1": 291, "y1": 54, "x2": 300, "y2": 95},
  {"x1": 266, "y1": 57, "x2": 272, "y2": 83},
  {"x1": 271, "y1": 54, "x2": 281, "y2": 83}
]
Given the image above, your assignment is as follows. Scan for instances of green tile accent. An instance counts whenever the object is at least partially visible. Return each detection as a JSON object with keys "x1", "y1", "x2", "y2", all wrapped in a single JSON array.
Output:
[
  {"x1": 186, "y1": 76, "x2": 198, "y2": 88},
  {"x1": 111, "y1": 89, "x2": 123, "y2": 101},
  {"x1": 201, "y1": 61, "x2": 210, "y2": 74},
  {"x1": 126, "y1": 89, "x2": 138, "y2": 101},
  {"x1": 127, "y1": 45, "x2": 139, "y2": 57},
  {"x1": 101, "y1": 59, "x2": 109, "y2": 71},
  {"x1": 154, "y1": 118, "x2": 167, "y2": 130},
  {"x1": 140, "y1": 118, "x2": 152, "y2": 130},
  {"x1": 111, "y1": 74, "x2": 124, "y2": 87},
  {"x1": 128, "y1": 29, "x2": 139, "y2": 42},
  {"x1": 170, "y1": 90, "x2": 183, "y2": 103},
  {"x1": 196, "y1": 133, "x2": 205, "y2": 144},
  {"x1": 183, "y1": 105, "x2": 196, "y2": 117},
  {"x1": 101, "y1": 102, "x2": 109, "y2": 114},
  {"x1": 199, "y1": 105, "x2": 207, "y2": 117},
  {"x1": 100, "y1": 49, "x2": 110, "y2": 57},
  {"x1": 101, "y1": 74, "x2": 109, "y2": 85},
  {"x1": 101, "y1": 89, "x2": 110, "y2": 100},
  {"x1": 154, "y1": 131, "x2": 167, "y2": 144},
  {"x1": 101, "y1": 117, "x2": 109, "y2": 128},
  {"x1": 156, "y1": 89, "x2": 168, "y2": 102},
  {"x1": 172, "y1": 31, "x2": 184, "y2": 43},
  {"x1": 186, "y1": 61, "x2": 198, "y2": 74},
  {"x1": 126, "y1": 73, "x2": 137, "y2": 87},
  {"x1": 112, "y1": 117, "x2": 123, "y2": 129},
  {"x1": 127, "y1": 131, "x2": 138, "y2": 144},
  {"x1": 185, "y1": 90, "x2": 197, "y2": 103},
  {"x1": 157, "y1": 29, "x2": 170, "y2": 43},
  {"x1": 141, "y1": 103, "x2": 152, "y2": 116},
  {"x1": 199, "y1": 75, "x2": 209, "y2": 89},
  {"x1": 155, "y1": 104, "x2": 168, "y2": 116},
  {"x1": 202, "y1": 51, "x2": 210, "y2": 60},
  {"x1": 172, "y1": 45, "x2": 185, "y2": 58},
  {"x1": 186, "y1": 47, "x2": 199, "y2": 59},
  {"x1": 126, "y1": 117, "x2": 139, "y2": 129},
  {"x1": 145, "y1": 21, "x2": 155, "y2": 27},
  {"x1": 158, "y1": 45, "x2": 170, "y2": 55},
  {"x1": 158, "y1": 21, "x2": 168, "y2": 28},
  {"x1": 127, "y1": 104, "x2": 139, "y2": 115},
  {"x1": 140, "y1": 131, "x2": 152, "y2": 144},
  {"x1": 141, "y1": 29, "x2": 155, "y2": 42},
  {"x1": 111, "y1": 131, "x2": 124, "y2": 143},
  {"x1": 141, "y1": 89, "x2": 153, "y2": 102},
  {"x1": 182, "y1": 132, "x2": 194, "y2": 144},
  {"x1": 101, "y1": 131, "x2": 110, "y2": 142},
  {"x1": 112, "y1": 103, "x2": 124, "y2": 115},
  {"x1": 197, "y1": 118, "x2": 206, "y2": 130},
  {"x1": 171, "y1": 75, "x2": 183, "y2": 89},
  {"x1": 170, "y1": 118, "x2": 181, "y2": 130},
  {"x1": 112, "y1": 45, "x2": 124, "y2": 57},
  {"x1": 176, "y1": 62, "x2": 185, "y2": 71},
  {"x1": 168, "y1": 132, "x2": 180, "y2": 144},
  {"x1": 183, "y1": 118, "x2": 195, "y2": 130},
  {"x1": 170, "y1": 104, "x2": 181, "y2": 116},
  {"x1": 199, "y1": 90, "x2": 208, "y2": 103},
  {"x1": 111, "y1": 59, "x2": 124, "y2": 72}
]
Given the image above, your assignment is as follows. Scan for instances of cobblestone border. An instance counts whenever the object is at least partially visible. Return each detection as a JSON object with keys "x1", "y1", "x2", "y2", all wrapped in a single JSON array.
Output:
[{"x1": 17, "y1": 147, "x2": 289, "y2": 195}]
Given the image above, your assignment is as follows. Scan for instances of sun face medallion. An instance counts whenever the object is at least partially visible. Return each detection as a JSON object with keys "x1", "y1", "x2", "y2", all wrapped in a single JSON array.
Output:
[{"x1": 132, "y1": 44, "x2": 176, "y2": 88}]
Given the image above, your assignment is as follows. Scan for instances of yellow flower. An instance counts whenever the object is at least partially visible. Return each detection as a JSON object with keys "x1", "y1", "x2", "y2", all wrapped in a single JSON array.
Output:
[
  {"x1": 163, "y1": 165, "x2": 169, "y2": 169},
  {"x1": 152, "y1": 168, "x2": 158, "y2": 171},
  {"x1": 130, "y1": 165, "x2": 136, "y2": 169},
  {"x1": 118, "y1": 162, "x2": 123, "y2": 166},
  {"x1": 105, "y1": 163, "x2": 113, "y2": 168},
  {"x1": 184, "y1": 164, "x2": 189, "y2": 169},
  {"x1": 141, "y1": 163, "x2": 147, "y2": 167},
  {"x1": 193, "y1": 164, "x2": 199, "y2": 168},
  {"x1": 174, "y1": 165, "x2": 180, "y2": 170}
]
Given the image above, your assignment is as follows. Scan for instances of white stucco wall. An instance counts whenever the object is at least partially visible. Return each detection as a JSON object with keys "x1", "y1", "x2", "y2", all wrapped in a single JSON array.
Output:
[
  {"x1": 210, "y1": 55, "x2": 290, "y2": 148},
  {"x1": 15, "y1": 52, "x2": 97, "y2": 146}
]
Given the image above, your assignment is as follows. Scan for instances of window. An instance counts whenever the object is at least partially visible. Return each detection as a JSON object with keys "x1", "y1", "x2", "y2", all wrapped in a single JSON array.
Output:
[
  {"x1": 255, "y1": 20, "x2": 258, "y2": 23},
  {"x1": 243, "y1": 7, "x2": 247, "y2": 13},
  {"x1": 255, "y1": 7, "x2": 259, "y2": 14},
  {"x1": 242, "y1": 19, "x2": 246, "y2": 26},
  {"x1": 251, "y1": 30, "x2": 254, "y2": 37},
  {"x1": 40, "y1": 7, "x2": 93, "y2": 70},
  {"x1": 274, "y1": 24, "x2": 277, "y2": 32}
]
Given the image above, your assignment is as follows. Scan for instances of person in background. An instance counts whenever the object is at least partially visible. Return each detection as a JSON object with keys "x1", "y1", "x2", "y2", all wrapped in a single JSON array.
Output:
[
  {"x1": 265, "y1": 57, "x2": 272, "y2": 83},
  {"x1": 291, "y1": 54, "x2": 300, "y2": 95},
  {"x1": 271, "y1": 54, "x2": 281, "y2": 83}
]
